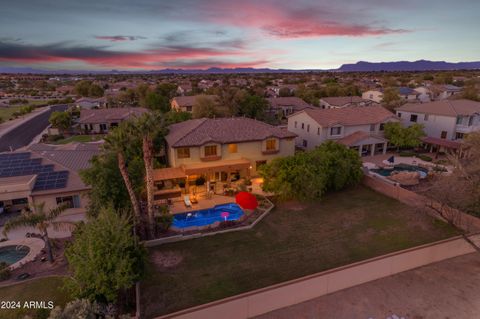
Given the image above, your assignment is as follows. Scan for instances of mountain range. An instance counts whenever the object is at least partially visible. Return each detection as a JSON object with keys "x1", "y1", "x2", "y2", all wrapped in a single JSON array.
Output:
[{"x1": 1, "y1": 60, "x2": 480, "y2": 74}]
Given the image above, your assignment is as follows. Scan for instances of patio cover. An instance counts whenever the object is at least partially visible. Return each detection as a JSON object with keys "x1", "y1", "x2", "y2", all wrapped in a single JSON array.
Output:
[
  {"x1": 153, "y1": 167, "x2": 186, "y2": 181},
  {"x1": 182, "y1": 158, "x2": 251, "y2": 175},
  {"x1": 337, "y1": 131, "x2": 387, "y2": 147},
  {"x1": 421, "y1": 136, "x2": 463, "y2": 150}
]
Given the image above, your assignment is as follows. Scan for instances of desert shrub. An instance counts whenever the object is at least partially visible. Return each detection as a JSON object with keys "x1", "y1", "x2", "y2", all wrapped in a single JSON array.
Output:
[{"x1": 417, "y1": 154, "x2": 432, "y2": 162}]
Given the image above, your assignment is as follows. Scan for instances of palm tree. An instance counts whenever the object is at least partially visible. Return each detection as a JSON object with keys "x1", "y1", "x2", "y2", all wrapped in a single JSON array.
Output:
[
  {"x1": 104, "y1": 123, "x2": 146, "y2": 239},
  {"x1": 134, "y1": 113, "x2": 167, "y2": 239},
  {"x1": 3, "y1": 203, "x2": 71, "y2": 262}
]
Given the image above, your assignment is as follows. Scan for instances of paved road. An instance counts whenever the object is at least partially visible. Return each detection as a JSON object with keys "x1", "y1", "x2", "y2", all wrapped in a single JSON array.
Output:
[{"x1": 0, "y1": 104, "x2": 67, "y2": 152}]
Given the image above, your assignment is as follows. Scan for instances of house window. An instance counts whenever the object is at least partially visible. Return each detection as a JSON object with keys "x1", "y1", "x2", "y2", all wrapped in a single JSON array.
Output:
[
  {"x1": 228, "y1": 144, "x2": 238, "y2": 153},
  {"x1": 456, "y1": 132, "x2": 465, "y2": 139},
  {"x1": 11, "y1": 198, "x2": 28, "y2": 205},
  {"x1": 302, "y1": 139, "x2": 308, "y2": 147},
  {"x1": 204, "y1": 145, "x2": 217, "y2": 157},
  {"x1": 441, "y1": 131, "x2": 447, "y2": 139},
  {"x1": 307, "y1": 124, "x2": 310, "y2": 132},
  {"x1": 294, "y1": 121, "x2": 297, "y2": 128},
  {"x1": 468, "y1": 117, "x2": 473, "y2": 126},
  {"x1": 330, "y1": 127, "x2": 342, "y2": 136},
  {"x1": 424, "y1": 114, "x2": 429, "y2": 121},
  {"x1": 99, "y1": 123, "x2": 107, "y2": 131},
  {"x1": 397, "y1": 112, "x2": 402, "y2": 118},
  {"x1": 370, "y1": 124, "x2": 375, "y2": 132},
  {"x1": 410, "y1": 114, "x2": 418, "y2": 123},
  {"x1": 317, "y1": 127, "x2": 321, "y2": 135},
  {"x1": 186, "y1": 105, "x2": 192, "y2": 112},
  {"x1": 56, "y1": 195, "x2": 81, "y2": 208},
  {"x1": 266, "y1": 139, "x2": 277, "y2": 151},
  {"x1": 379, "y1": 123, "x2": 385, "y2": 131},
  {"x1": 177, "y1": 148, "x2": 190, "y2": 159},
  {"x1": 456, "y1": 116, "x2": 462, "y2": 125},
  {"x1": 301, "y1": 123, "x2": 304, "y2": 129}
]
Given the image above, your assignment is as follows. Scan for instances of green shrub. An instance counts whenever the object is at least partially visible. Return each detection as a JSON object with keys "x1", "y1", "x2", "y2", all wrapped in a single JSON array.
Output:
[
  {"x1": 417, "y1": 154, "x2": 432, "y2": 162},
  {"x1": 46, "y1": 134, "x2": 64, "y2": 142},
  {"x1": 155, "y1": 214, "x2": 173, "y2": 233},
  {"x1": 399, "y1": 151, "x2": 415, "y2": 157}
]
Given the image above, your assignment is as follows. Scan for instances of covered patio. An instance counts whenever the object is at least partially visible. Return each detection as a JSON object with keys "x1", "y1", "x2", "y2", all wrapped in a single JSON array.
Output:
[
  {"x1": 420, "y1": 136, "x2": 469, "y2": 159},
  {"x1": 337, "y1": 131, "x2": 388, "y2": 156}
]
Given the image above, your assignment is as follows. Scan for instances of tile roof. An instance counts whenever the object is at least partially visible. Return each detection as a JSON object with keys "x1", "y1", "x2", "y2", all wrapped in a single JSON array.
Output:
[
  {"x1": 171, "y1": 95, "x2": 217, "y2": 107},
  {"x1": 267, "y1": 97, "x2": 312, "y2": 110},
  {"x1": 296, "y1": 106, "x2": 397, "y2": 127},
  {"x1": 320, "y1": 96, "x2": 367, "y2": 106},
  {"x1": 78, "y1": 107, "x2": 148, "y2": 124},
  {"x1": 337, "y1": 131, "x2": 387, "y2": 146},
  {"x1": 396, "y1": 99, "x2": 480, "y2": 117},
  {"x1": 166, "y1": 117, "x2": 296, "y2": 148}
]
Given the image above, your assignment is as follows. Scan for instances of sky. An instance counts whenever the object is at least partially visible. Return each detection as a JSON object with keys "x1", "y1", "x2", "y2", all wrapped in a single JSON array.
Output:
[{"x1": 0, "y1": 0, "x2": 479, "y2": 71}]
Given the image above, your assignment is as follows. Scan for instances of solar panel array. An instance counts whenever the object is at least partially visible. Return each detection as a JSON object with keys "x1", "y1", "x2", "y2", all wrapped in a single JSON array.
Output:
[{"x1": 0, "y1": 152, "x2": 69, "y2": 191}]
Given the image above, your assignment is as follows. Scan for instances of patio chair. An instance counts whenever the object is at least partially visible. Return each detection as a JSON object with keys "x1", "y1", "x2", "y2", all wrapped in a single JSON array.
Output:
[{"x1": 184, "y1": 195, "x2": 192, "y2": 208}]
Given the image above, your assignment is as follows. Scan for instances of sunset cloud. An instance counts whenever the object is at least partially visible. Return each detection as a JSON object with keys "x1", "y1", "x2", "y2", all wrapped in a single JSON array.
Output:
[{"x1": 94, "y1": 35, "x2": 147, "y2": 42}]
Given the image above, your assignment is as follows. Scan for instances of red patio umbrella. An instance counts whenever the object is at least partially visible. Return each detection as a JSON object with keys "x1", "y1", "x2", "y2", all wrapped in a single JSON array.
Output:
[{"x1": 235, "y1": 191, "x2": 258, "y2": 210}]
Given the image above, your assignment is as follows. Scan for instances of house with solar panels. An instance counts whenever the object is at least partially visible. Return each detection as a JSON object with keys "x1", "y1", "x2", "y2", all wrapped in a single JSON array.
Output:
[{"x1": 0, "y1": 143, "x2": 100, "y2": 215}]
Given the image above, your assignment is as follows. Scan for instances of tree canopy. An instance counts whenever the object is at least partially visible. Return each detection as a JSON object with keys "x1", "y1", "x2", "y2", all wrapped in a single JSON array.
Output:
[
  {"x1": 260, "y1": 141, "x2": 363, "y2": 200},
  {"x1": 383, "y1": 122, "x2": 425, "y2": 149},
  {"x1": 65, "y1": 208, "x2": 146, "y2": 303},
  {"x1": 49, "y1": 111, "x2": 72, "y2": 132}
]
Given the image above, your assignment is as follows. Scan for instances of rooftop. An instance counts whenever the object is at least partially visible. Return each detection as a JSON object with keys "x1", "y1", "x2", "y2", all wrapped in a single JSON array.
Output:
[
  {"x1": 166, "y1": 117, "x2": 296, "y2": 148},
  {"x1": 320, "y1": 96, "x2": 367, "y2": 106},
  {"x1": 78, "y1": 107, "x2": 148, "y2": 124},
  {"x1": 172, "y1": 95, "x2": 217, "y2": 107},
  {"x1": 294, "y1": 106, "x2": 397, "y2": 127},
  {"x1": 396, "y1": 99, "x2": 480, "y2": 117}
]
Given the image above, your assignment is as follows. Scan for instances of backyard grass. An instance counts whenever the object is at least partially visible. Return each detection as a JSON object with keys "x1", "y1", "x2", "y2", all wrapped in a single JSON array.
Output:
[
  {"x1": 142, "y1": 185, "x2": 459, "y2": 317},
  {"x1": 52, "y1": 134, "x2": 104, "y2": 144},
  {"x1": 0, "y1": 276, "x2": 72, "y2": 319}
]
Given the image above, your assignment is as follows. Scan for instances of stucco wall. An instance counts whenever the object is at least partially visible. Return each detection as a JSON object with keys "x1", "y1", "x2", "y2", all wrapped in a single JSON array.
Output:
[
  {"x1": 397, "y1": 111, "x2": 456, "y2": 140},
  {"x1": 31, "y1": 190, "x2": 88, "y2": 215}
]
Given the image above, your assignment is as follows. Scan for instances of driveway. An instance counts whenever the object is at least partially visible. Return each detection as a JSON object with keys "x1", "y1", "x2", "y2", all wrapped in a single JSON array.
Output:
[
  {"x1": 0, "y1": 104, "x2": 68, "y2": 152},
  {"x1": 256, "y1": 253, "x2": 480, "y2": 319}
]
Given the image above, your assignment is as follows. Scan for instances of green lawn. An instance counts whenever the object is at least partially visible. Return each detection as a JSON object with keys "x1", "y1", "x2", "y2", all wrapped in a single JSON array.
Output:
[
  {"x1": 142, "y1": 185, "x2": 459, "y2": 317},
  {"x1": 0, "y1": 106, "x2": 24, "y2": 121},
  {"x1": 52, "y1": 135, "x2": 104, "y2": 144},
  {"x1": 0, "y1": 276, "x2": 72, "y2": 319}
]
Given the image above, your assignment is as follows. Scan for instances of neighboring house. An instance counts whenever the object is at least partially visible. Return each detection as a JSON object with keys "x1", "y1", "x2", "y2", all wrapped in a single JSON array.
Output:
[
  {"x1": 413, "y1": 86, "x2": 433, "y2": 102},
  {"x1": 266, "y1": 97, "x2": 313, "y2": 118},
  {"x1": 176, "y1": 83, "x2": 193, "y2": 96},
  {"x1": 78, "y1": 107, "x2": 148, "y2": 134},
  {"x1": 395, "y1": 99, "x2": 480, "y2": 140},
  {"x1": 362, "y1": 89, "x2": 384, "y2": 103},
  {"x1": 398, "y1": 87, "x2": 420, "y2": 101},
  {"x1": 170, "y1": 95, "x2": 217, "y2": 113},
  {"x1": 153, "y1": 117, "x2": 296, "y2": 199},
  {"x1": 319, "y1": 96, "x2": 374, "y2": 109},
  {"x1": 0, "y1": 143, "x2": 100, "y2": 215},
  {"x1": 75, "y1": 97, "x2": 107, "y2": 109},
  {"x1": 287, "y1": 106, "x2": 399, "y2": 156},
  {"x1": 430, "y1": 84, "x2": 462, "y2": 100}
]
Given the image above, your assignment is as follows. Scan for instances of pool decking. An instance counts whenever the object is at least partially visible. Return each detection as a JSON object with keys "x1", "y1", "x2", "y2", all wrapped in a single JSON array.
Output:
[{"x1": 169, "y1": 194, "x2": 235, "y2": 215}]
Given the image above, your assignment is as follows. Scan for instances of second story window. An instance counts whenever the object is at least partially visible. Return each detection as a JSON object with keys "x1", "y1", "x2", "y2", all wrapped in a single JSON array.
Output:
[
  {"x1": 294, "y1": 121, "x2": 297, "y2": 128},
  {"x1": 330, "y1": 127, "x2": 342, "y2": 136},
  {"x1": 307, "y1": 124, "x2": 310, "y2": 132},
  {"x1": 204, "y1": 145, "x2": 217, "y2": 157},
  {"x1": 301, "y1": 123, "x2": 304, "y2": 129},
  {"x1": 228, "y1": 144, "x2": 238, "y2": 153},
  {"x1": 410, "y1": 114, "x2": 418, "y2": 123},
  {"x1": 317, "y1": 127, "x2": 321, "y2": 135},
  {"x1": 397, "y1": 112, "x2": 402, "y2": 118},
  {"x1": 177, "y1": 147, "x2": 190, "y2": 159},
  {"x1": 266, "y1": 139, "x2": 277, "y2": 151},
  {"x1": 379, "y1": 123, "x2": 385, "y2": 131},
  {"x1": 424, "y1": 114, "x2": 429, "y2": 121},
  {"x1": 370, "y1": 124, "x2": 375, "y2": 132}
]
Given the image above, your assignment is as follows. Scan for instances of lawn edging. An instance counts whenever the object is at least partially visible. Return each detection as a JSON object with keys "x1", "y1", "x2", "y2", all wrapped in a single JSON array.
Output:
[
  {"x1": 143, "y1": 195, "x2": 275, "y2": 247},
  {"x1": 152, "y1": 234, "x2": 477, "y2": 319}
]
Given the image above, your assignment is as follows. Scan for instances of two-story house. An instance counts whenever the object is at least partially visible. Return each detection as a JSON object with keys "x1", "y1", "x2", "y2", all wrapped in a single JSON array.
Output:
[
  {"x1": 362, "y1": 89, "x2": 384, "y2": 103},
  {"x1": 287, "y1": 106, "x2": 399, "y2": 156},
  {"x1": 395, "y1": 99, "x2": 480, "y2": 140},
  {"x1": 266, "y1": 97, "x2": 313, "y2": 118},
  {"x1": 153, "y1": 117, "x2": 296, "y2": 198}
]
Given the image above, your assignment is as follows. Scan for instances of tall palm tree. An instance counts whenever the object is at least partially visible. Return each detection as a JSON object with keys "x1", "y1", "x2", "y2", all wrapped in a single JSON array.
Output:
[
  {"x1": 104, "y1": 123, "x2": 146, "y2": 239},
  {"x1": 134, "y1": 113, "x2": 166, "y2": 239},
  {"x1": 3, "y1": 203, "x2": 71, "y2": 262}
]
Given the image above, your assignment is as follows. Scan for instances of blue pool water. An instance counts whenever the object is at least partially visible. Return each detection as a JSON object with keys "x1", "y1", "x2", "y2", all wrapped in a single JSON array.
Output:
[
  {"x1": 173, "y1": 203, "x2": 244, "y2": 228},
  {"x1": 371, "y1": 163, "x2": 429, "y2": 178},
  {"x1": 0, "y1": 245, "x2": 29, "y2": 265}
]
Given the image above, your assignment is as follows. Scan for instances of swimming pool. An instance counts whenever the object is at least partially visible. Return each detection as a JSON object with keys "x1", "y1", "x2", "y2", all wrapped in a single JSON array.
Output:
[
  {"x1": 173, "y1": 203, "x2": 244, "y2": 228},
  {"x1": 371, "y1": 163, "x2": 429, "y2": 178},
  {"x1": 0, "y1": 245, "x2": 30, "y2": 265}
]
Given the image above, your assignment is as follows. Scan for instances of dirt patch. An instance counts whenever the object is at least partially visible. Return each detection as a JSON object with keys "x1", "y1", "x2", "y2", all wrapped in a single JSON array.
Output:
[
  {"x1": 281, "y1": 201, "x2": 308, "y2": 211},
  {"x1": 151, "y1": 251, "x2": 183, "y2": 269}
]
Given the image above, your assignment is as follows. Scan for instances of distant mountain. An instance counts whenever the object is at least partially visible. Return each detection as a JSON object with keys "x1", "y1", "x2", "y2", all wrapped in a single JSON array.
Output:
[
  {"x1": 1, "y1": 60, "x2": 480, "y2": 75},
  {"x1": 337, "y1": 60, "x2": 480, "y2": 72}
]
